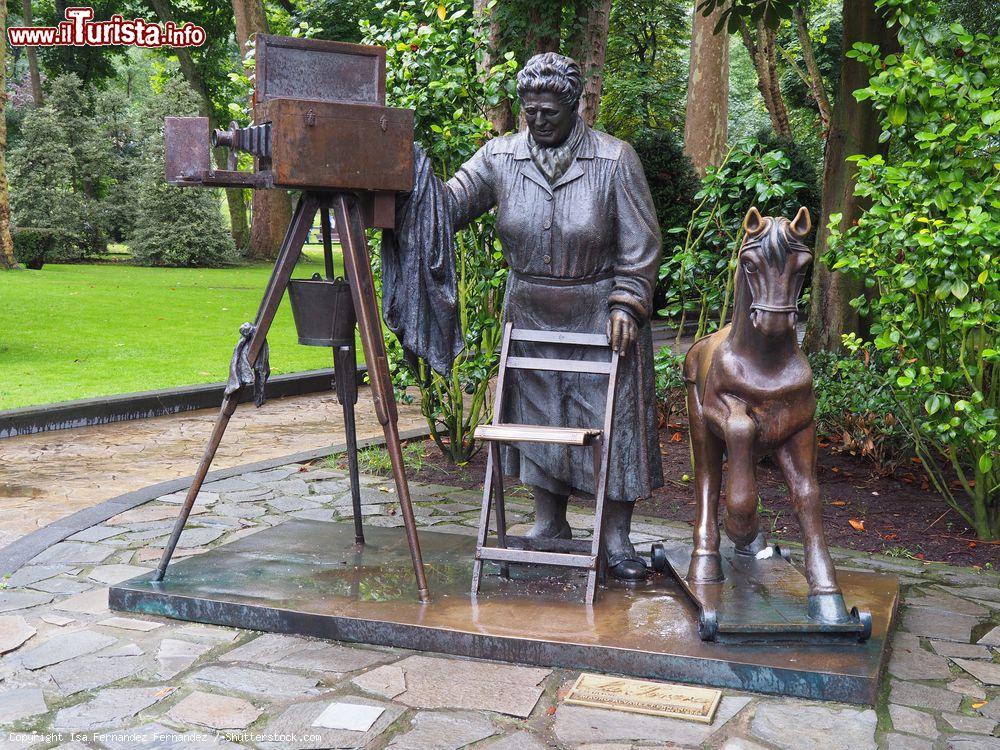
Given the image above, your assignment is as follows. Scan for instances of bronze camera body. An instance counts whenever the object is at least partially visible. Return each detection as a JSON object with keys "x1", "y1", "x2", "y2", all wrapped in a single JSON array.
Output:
[{"x1": 164, "y1": 35, "x2": 414, "y2": 227}]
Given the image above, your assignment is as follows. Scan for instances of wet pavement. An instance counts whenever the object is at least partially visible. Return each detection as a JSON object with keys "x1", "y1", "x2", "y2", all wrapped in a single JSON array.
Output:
[
  {"x1": 0, "y1": 388, "x2": 426, "y2": 550},
  {"x1": 1, "y1": 461, "x2": 998, "y2": 749}
]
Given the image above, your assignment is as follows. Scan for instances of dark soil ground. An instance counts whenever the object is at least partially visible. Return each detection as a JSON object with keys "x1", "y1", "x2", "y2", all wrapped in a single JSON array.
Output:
[{"x1": 350, "y1": 415, "x2": 1000, "y2": 570}]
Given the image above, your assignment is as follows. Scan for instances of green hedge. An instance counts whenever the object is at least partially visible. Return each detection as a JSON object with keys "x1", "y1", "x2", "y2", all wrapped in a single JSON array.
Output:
[{"x1": 11, "y1": 227, "x2": 68, "y2": 270}]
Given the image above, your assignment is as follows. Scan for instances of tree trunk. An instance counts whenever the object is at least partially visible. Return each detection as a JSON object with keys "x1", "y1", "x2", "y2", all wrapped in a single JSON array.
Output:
[
  {"x1": 224, "y1": 184, "x2": 251, "y2": 253},
  {"x1": 1, "y1": 0, "x2": 20, "y2": 269},
  {"x1": 794, "y1": 5, "x2": 831, "y2": 136},
  {"x1": 232, "y1": 0, "x2": 292, "y2": 260},
  {"x1": 22, "y1": 0, "x2": 42, "y2": 105},
  {"x1": 683, "y1": 0, "x2": 729, "y2": 176},
  {"x1": 526, "y1": 0, "x2": 562, "y2": 55},
  {"x1": 740, "y1": 20, "x2": 792, "y2": 139},
  {"x1": 475, "y1": 0, "x2": 515, "y2": 134},
  {"x1": 803, "y1": 0, "x2": 899, "y2": 352},
  {"x1": 569, "y1": 0, "x2": 612, "y2": 126}
]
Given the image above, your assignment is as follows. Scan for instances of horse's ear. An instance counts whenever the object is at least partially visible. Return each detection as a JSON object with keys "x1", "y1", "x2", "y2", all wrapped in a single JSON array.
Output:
[
  {"x1": 743, "y1": 206, "x2": 766, "y2": 237},
  {"x1": 790, "y1": 206, "x2": 812, "y2": 238}
]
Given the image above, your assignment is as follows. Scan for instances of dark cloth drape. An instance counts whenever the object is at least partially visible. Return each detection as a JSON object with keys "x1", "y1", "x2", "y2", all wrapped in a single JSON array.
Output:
[{"x1": 380, "y1": 144, "x2": 464, "y2": 377}]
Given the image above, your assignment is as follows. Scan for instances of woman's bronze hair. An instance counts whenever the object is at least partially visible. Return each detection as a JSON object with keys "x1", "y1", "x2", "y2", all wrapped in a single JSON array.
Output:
[{"x1": 516, "y1": 53, "x2": 583, "y2": 108}]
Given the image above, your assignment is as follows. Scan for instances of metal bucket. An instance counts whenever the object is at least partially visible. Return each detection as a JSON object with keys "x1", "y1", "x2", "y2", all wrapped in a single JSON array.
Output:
[{"x1": 287, "y1": 274, "x2": 356, "y2": 347}]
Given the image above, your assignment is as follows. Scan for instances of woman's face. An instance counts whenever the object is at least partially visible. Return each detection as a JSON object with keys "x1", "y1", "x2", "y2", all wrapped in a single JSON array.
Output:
[{"x1": 521, "y1": 91, "x2": 576, "y2": 147}]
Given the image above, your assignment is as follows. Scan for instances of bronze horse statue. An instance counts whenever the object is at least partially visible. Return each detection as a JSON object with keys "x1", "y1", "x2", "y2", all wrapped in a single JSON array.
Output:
[{"x1": 683, "y1": 206, "x2": 849, "y2": 624}]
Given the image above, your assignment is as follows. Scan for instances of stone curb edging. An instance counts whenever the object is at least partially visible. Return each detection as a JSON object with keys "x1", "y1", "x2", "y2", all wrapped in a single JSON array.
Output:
[
  {"x1": 0, "y1": 366, "x2": 369, "y2": 439},
  {"x1": 0, "y1": 424, "x2": 431, "y2": 578}
]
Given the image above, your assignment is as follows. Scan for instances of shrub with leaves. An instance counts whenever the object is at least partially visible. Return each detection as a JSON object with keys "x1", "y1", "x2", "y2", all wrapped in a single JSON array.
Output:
[
  {"x1": 653, "y1": 346, "x2": 687, "y2": 425},
  {"x1": 809, "y1": 349, "x2": 910, "y2": 475},
  {"x1": 828, "y1": 0, "x2": 999, "y2": 538},
  {"x1": 128, "y1": 79, "x2": 236, "y2": 268},
  {"x1": 659, "y1": 136, "x2": 816, "y2": 343},
  {"x1": 8, "y1": 75, "x2": 109, "y2": 260},
  {"x1": 362, "y1": 0, "x2": 517, "y2": 464},
  {"x1": 632, "y1": 130, "x2": 700, "y2": 316},
  {"x1": 11, "y1": 227, "x2": 68, "y2": 270}
]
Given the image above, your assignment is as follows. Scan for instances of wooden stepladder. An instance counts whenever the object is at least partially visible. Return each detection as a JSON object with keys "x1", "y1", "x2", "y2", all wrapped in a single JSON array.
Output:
[{"x1": 470, "y1": 323, "x2": 621, "y2": 604}]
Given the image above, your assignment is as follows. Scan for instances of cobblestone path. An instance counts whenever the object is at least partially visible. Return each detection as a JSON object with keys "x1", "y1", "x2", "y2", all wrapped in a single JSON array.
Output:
[
  {"x1": 0, "y1": 389, "x2": 426, "y2": 549},
  {"x1": 1, "y1": 462, "x2": 998, "y2": 749}
]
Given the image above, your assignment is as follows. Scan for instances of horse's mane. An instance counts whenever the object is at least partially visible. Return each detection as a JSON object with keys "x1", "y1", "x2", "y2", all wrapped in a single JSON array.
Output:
[{"x1": 740, "y1": 217, "x2": 811, "y2": 273}]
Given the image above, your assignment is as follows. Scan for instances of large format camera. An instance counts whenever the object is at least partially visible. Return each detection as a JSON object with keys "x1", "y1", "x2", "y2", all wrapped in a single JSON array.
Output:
[{"x1": 164, "y1": 34, "x2": 413, "y2": 227}]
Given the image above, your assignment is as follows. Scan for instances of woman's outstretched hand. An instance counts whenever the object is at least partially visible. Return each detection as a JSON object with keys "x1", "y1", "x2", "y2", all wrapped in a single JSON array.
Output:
[{"x1": 607, "y1": 309, "x2": 637, "y2": 356}]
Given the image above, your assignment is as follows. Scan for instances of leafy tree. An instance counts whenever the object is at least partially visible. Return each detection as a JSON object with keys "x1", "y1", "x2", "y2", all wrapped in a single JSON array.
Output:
[
  {"x1": 659, "y1": 137, "x2": 815, "y2": 341},
  {"x1": 362, "y1": 0, "x2": 517, "y2": 463},
  {"x1": 828, "y1": 0, "x2": 1000, "y2": 539},
  {"x1": 128, "y1": 79, "x2": 236, "y2": 267},
  {"x1": 633, "y1": 129, "x2": 700, "y2": 316},
  {"x1": 140, "y1": 0, "x2": 252, "y2": 252},
  {"x1": 8, "y1": 74, "x2": 107, "y2": 259},
  {"x1": 600, "y1": 0, "x2": 688, "y2": 139},
  {"x1": 295, "y1": 0, "x2": 377, "y2": 42},
  {"x1": 1, "y1": 0, "x2": 17, "y2": 270},
  {"x1": 48, "y1": 74, "x2": 113, "y2": 254},
  {"x1": 33, "y1": 0, "x2": 127, "y2": 86}
]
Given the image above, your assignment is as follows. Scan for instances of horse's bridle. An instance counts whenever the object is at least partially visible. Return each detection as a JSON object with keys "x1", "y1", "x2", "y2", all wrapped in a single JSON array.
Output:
[{"x1": 739, "y1": 220, "x2": 811, "y2": 316}]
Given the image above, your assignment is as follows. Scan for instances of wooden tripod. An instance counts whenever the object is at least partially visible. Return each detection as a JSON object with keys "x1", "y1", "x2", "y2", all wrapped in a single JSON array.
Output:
[{"x1": 154, "y1": 191, "x2": 431, "y2": 603}]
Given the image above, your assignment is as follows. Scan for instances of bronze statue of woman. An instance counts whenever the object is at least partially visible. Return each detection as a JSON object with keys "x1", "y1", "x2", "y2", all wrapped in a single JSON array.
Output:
[{"x1": 442, "y1": 53, "x2": 664, "y2": 581}]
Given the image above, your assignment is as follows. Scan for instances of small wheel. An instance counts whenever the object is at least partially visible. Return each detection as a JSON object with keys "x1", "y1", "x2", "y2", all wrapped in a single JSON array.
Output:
[
  {"x1": 774, "y1": 545, "x2": 791, "y2": 563},
  {"x1": 851, "y1": 607, "x2": 873, "y2": 642},
  {"x1": 698, "y1": 609, "x2": 719, "y2": 641},
  {"x1": 650, "y1": 543, "x2": 668, "y2": 573}
]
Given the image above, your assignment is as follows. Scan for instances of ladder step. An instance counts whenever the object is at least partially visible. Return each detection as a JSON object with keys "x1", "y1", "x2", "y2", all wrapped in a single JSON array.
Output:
[
  {"x1": 474, "y1": 424, "x2": 601, "y2": 445},
  {"x1": 476, "y1": 546, "x2": 596, "y2": 569}
]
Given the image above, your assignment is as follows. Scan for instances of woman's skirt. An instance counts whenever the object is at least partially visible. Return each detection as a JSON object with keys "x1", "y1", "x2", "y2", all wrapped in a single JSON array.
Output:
[{"x1": 500, "y1": 271, "x2": 663, "y2": 502}]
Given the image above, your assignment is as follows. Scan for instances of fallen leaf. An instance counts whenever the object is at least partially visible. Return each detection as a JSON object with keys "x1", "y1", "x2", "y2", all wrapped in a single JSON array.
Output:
[
  {"x1": 972, "y1": 701, "x2": 987, "y2": 710},
  {"x1": 831, "y1": 500, "x2": 847, "y2": 507},
  {"x1": 848, "y1": 518, "x2": 865, "y2": 532},
  {"x1": 546, "y1": 706, "x2": 556, "y2": 716},
  {"x1": 670, "y1": 432, "x2": 682, "y2": 442}
]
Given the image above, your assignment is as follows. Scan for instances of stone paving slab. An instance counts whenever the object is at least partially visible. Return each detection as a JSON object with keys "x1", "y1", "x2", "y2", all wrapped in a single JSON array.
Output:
[
  {"x1": 750, "y1": 702, "x2": 877, "y2": 750},
  {"x1": 553, "y1": 696, "x2": 751, "y2": 746},
  {"x1": 0, "y1": 459, "x2": 996, "y2": 749},
  {"x1": 0, "y1": 616, "x2": 35, "y2": 655},
  {"x1": 376, "y1": 656, "x2": 551, "y2": 718}
]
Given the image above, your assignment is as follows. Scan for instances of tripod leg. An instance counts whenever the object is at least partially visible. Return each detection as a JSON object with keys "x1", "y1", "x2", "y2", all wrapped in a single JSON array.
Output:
[
  {"x1": 332, "y1": 193, "x2": 430, "y2": 603},
  {"x1": 335, "y1": 343, "x2": 364, "y2": 544},
  {"x1": 154, "y1": 193, "x2": 320, "y2": 582}
]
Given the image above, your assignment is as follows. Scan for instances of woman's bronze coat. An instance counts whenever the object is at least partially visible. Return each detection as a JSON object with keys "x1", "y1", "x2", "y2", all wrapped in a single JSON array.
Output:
[{"x1": 446, "y1": 125, "x2": 664, "y2": 502}]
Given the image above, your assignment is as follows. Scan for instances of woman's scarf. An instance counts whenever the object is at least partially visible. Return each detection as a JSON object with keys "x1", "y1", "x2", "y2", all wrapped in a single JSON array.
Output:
[{"x1": 527, "y1": 115, "x2": 586, "y2": 184}]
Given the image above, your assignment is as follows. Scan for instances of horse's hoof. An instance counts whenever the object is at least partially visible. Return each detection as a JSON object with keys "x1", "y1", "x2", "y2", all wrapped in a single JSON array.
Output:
[
  {"x1": 688, "y1": 553, "x2": 724, "y2": 583},
  {"x1": 808, "y1": 592, "x2": 851, "y2": 624},
  {"x1": 734, "y1": 531, "x2": 768, "y2": 557}
]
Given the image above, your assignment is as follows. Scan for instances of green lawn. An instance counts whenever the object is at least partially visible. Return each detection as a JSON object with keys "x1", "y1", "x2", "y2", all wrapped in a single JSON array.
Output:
[{"x1": 0, "y1": 248, "x2": 363, "y2": 410}]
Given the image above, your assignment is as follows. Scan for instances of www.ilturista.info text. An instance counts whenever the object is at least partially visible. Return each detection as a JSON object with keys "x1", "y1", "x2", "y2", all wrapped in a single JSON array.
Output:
[{"x1": 7, "y1": 6, "x2": 206, "y2": 48}]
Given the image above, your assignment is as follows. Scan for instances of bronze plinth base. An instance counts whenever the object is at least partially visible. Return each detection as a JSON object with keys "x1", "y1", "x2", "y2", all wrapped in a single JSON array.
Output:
[{"x1": 109, "y1": 521, "x2": 898, "y2": 704}]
